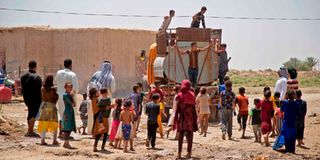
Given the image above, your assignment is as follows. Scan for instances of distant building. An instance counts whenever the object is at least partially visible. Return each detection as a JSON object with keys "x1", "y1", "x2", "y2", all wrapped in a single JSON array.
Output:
[{"x1": 0, "y1": 26, "x2": 155, "y2": 96}]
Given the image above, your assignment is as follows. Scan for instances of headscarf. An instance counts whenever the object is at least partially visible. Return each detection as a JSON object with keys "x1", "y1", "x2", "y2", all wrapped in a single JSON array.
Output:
[
  {"x1": 176, "y1": 80, "x2": 195, "y2": 105},
  {"x1": 278, "y1": 67, "x2": 288, "y2": 79},
  {"x1": 287, "y1": 67, "x2": 297, "y2": 79},
  {"x1": 174, "y1": 79, "x2": 198, "y2": 132},
  {"x1": 89, "y1": 62, "x2": 113, "y2": 90}
]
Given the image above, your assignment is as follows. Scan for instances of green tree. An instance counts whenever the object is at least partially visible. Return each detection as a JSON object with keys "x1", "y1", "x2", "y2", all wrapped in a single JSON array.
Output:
[
  {"x1": 305, "y1": 57, "x2": 319, "y2": 70},
  {"x1": 299, "y1": 62, "x2": 311, "y2": 71},
  {"x1": 283, "y1": 57, "x2": 302, "y2": 69},
  {"x1": 283, "y1": 57, "x2": 312, "y2": 71}
]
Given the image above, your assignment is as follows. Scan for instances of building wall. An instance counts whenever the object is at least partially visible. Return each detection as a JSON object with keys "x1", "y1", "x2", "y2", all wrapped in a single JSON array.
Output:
[{"x1": 0, "y1": 27, "x2": 156, "y2": 96}]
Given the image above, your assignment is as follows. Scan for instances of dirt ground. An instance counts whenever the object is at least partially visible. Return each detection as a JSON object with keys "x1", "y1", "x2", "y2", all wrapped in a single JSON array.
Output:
[{"x1": 0, "y1": 88, "x2": 320, "y2": 160}]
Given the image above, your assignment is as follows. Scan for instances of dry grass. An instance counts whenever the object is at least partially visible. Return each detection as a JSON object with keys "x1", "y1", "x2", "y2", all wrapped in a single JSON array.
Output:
[
  {"x1": 228, "y1": 69, "x2": 320, "y2": 89},
  {"x1": 243, "y1": 87, "x2": 320, "y2": 95}
]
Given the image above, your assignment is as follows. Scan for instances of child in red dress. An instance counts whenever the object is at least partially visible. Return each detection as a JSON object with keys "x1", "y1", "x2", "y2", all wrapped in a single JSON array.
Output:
[{"x1": 260, "y1": 90, "x2": 274, "y2": 146}]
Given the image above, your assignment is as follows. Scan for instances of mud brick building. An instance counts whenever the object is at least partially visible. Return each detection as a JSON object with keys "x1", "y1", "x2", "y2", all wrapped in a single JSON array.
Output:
[{"x1": 0, "y1": 26, "x2": 155, "y2": 96}]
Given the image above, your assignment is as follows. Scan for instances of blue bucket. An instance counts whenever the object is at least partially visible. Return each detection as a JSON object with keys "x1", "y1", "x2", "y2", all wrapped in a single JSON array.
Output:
[{"x1": 0, "y1": 78, "x2": 4, "y2": 85}]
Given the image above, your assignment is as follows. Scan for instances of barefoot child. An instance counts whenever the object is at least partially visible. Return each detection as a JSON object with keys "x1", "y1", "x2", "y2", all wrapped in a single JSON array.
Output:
[
  {"x1": 87, "y1": 88, "x2": 99, "y2": 136},
  {"x1": 129, "y1": 85, "x2": 141, "y2": 136},
  {"x1": 93, "y1": 88, "x2": 111, "y2": 152},
  {"x1": 145, "y1": 93, "x2": 160, "y2": 149},
  {"x1": 273, "y1": 92, "x2": 281, "y2": 136},
  {"x1": 136, "y1": 82, "x2": 145, "y2": 132},
  {"x1": 295, "y1": 90, "x2": 307, "y2": 146},
  {"x1": 37, "y1": 75, "x2": 59, "y2": 145},
  {"x1": 121, "y1": 99, "x2": 134, "y2": 152},
  {"x1": 157, "y1": 100, "x2": 167, "y2": 138},
  {"x1": 165, "y1": 85, "x2": 180, "y2": 139},
  {"x1": 196, "y1": 87, "x2": 211, "y2": 137},
  {"x1": 260, "y1": 90, "x2": 274, "y2": 146},
  {"x1": 263, "y1": 86, "x2": 277, "y2": 137},
  {"x1": 78, "y1": 93, "x2": 89, "y2": 135},
  {"x1": 218, "y1": 76, "x2": 231, "y2": 125},
  {"x1": 236, "y1": 87, "x2": 249, "y2": 138},
  {"x1": 249, "y1": 98, "x2": 262, "y2": 143},
  {"x1": 62, "y1": 82, "x2": 76, "y2": 149},
  {"x1": 149, "y1": 80, "x2": 165, "y2": 138},
  {"x1": 109, "y1": 98, "x2": 123, "y2": 148}
]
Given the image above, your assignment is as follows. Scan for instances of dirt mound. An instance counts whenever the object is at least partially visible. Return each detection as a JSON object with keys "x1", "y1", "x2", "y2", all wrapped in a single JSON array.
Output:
[{"x1": 0, "y1": 115, "x2": 25, "y2": 140}]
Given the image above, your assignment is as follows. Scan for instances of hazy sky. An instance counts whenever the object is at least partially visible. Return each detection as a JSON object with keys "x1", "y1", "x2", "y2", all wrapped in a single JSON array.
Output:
[{"x1": 0, "y1": 0, "x2": 319, "y2": 70}]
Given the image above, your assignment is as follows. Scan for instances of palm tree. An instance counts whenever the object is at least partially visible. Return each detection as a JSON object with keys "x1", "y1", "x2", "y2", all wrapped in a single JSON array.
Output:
[{"x1": 305, "y1": 57, "x2": 319, "y2": 70}]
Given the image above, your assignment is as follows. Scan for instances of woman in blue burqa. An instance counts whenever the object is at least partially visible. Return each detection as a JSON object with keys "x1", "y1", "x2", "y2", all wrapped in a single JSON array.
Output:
[
  {"x1": 273, "y1": 90, "x2": 298, "y2": 153},
  {"x1": 87, "y1": 61, "x2": 116, "y2": 134}
]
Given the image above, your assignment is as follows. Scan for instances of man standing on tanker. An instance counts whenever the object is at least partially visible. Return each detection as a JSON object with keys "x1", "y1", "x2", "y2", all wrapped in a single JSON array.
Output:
[
  {"x1": 159, "y1": 10, "x2": 175, "y2": 31},
  {"x1": 191, "y1": 6, "x2": 207, "y2": 28},
  {"x1": 215, "y1": 39, "x2": 231, "y2": 85},
  {"x1": 175, "y1": 42, "x2": 213, "y2": 88}
]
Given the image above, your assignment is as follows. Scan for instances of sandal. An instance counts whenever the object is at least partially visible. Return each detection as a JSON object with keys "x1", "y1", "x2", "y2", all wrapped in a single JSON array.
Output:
[
  {"x1": 109, "y1": 142, "x2": 114, "y2": 147},
  {"x1": 40, "y1": 142, "x2": 48, "y2": 146},
  {"x1": 63, "y1": 143, "x2": 73, "y2": 149},
  {"x1": 58, "y1": 135, "x2": 74, "y2": 140},
  {"x1": 25, "y1": 132, "x2": 40, "y2": 138},
  {"x1": 52, "y1": 141, "x2": 60, "y2": 146},
  {"x1": 186, "y1": 152, "x2": 192, "y2": 158}
]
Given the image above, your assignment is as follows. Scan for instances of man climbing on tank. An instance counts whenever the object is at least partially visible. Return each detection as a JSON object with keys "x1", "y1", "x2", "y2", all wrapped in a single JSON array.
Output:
[
  {"x1": 214, "y1": 39, "x2": 231, "y2": 85},
  {"x1": 159, "y1": 10, "x2": 175, "y2": 31},
  {"x1": 174, "y1": 42, "x2": 214, "y2": 88},
  {"x1": 191, "y1": 6, "x2": 207, "y2": 28},
  {"x1": 158, "y1": 10, "x2": 175, "y2": 46}
]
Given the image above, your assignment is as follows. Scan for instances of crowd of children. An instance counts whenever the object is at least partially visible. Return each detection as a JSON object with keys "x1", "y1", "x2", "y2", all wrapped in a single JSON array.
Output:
[{"x1": 34, "y1": 73, "x2": 307, "y2": 157}]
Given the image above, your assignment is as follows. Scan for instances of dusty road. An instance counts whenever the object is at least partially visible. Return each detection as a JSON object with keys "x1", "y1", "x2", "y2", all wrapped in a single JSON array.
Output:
[{"x1": 0, "y1": 88, "x2": 320, "y2": 160}]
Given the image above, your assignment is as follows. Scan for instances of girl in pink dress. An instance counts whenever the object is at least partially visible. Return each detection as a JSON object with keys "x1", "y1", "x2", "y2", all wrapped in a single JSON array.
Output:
[{"x1": 109, "y1": 98, "x2": 123, "y2": 148}]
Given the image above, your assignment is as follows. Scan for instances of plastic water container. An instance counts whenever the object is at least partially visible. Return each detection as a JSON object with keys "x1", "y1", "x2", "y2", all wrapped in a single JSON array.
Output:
[
  {"x1": 0, "y1": 85, "x2": 12, "y2": 103},
  {"x1": 0, "y1": 78, "x2": 4, "y2": 85}
]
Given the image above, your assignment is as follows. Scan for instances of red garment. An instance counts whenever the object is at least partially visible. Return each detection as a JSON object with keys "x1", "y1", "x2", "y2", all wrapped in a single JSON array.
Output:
[
  {"x1": 260, "y1": 99, "x2": 274, "y2": 134},
  {"x1": 109, "y1": 119, "x2": 120, "y2": 141},
  {"x1": 287, "y1": 79, "x2": 299, "y2": 91},
  {"x1": 174, "y1": 80, "x2": 198, "y2": 132},
  {"x1": 177, "y1": 80, "x2": 195, "y2": 105},
  {"x1": 149, "y1": 88, "x2": 164, "y2": 101},
  {"x1": 275, "y1": 108, "x2": 284, "y2": 118}
]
